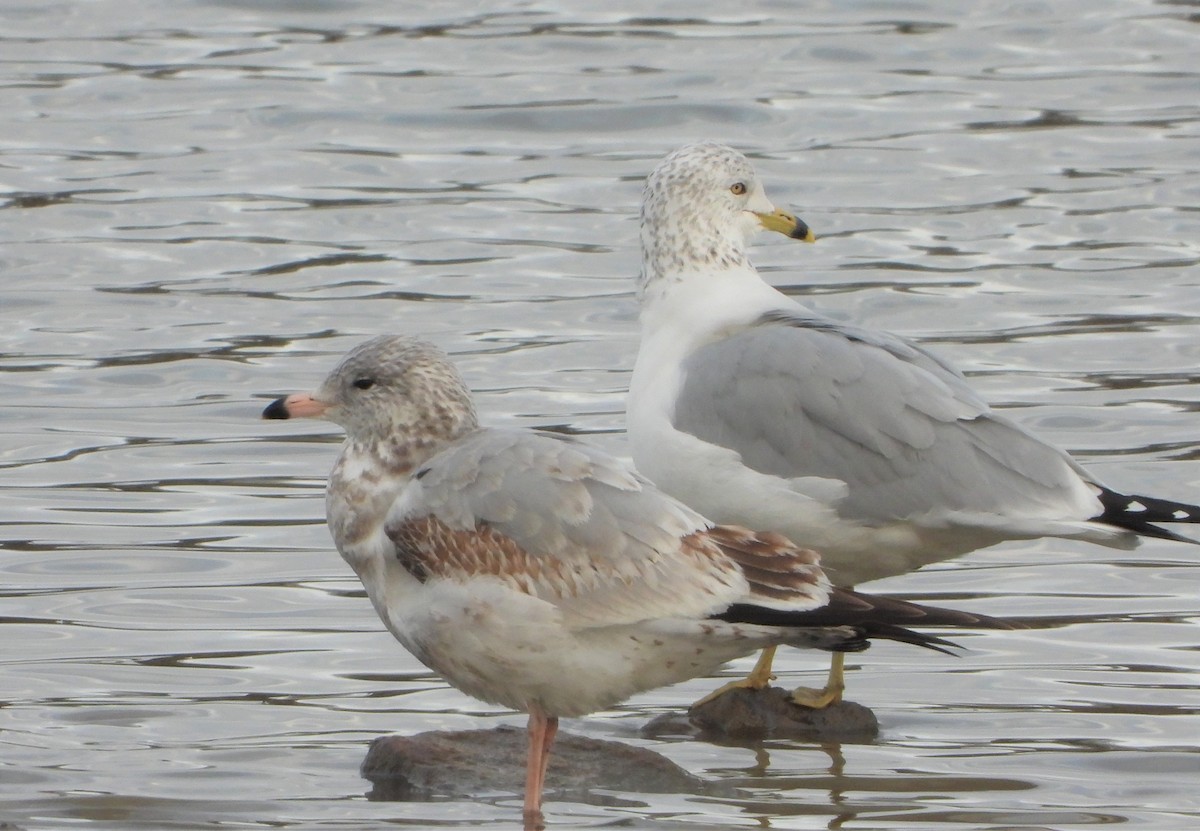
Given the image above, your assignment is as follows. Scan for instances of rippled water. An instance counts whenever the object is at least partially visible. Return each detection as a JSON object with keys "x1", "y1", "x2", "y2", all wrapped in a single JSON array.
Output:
[{"x1": 3, "y1": 1, "x2": 1199, "y2": 829}]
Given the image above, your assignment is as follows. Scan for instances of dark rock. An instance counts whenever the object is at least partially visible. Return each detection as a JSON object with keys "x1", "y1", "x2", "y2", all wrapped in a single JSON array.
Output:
[
  {"x1": 361, "y1": 725, "x2": 733, "y2": 804},
  {"x1": 641, "y1": 686, "x2": 879, "y2": 742}
]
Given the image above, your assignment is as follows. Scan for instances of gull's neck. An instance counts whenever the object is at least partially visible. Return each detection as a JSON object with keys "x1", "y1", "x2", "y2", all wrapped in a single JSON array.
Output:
[
  {"x1": 638, "y1": 253, "x2": 792, "y2": 345},
  {"x1": 637, "y1": 201, "x2": 800, "y2": 343},
  {"x1": 328, "y1": 402, "x2": 478, "y2": 551},
  {"x1": 638, "y1": 210, "x2": 752, "y2": 297}
]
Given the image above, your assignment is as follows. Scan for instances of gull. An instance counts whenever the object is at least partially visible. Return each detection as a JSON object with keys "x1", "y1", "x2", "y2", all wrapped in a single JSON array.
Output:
[
  {"x1": 262, "y1": 334, "x2": 1013, "y2": 829},
  {"x1": 627, "y1": 141, "x2": 1200, "y2": 708}
]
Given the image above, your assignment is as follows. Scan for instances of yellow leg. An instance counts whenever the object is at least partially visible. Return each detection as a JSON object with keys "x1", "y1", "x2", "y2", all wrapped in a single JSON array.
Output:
[
  {"x1": 691, "y1": 646, "x2": 779, "y2": 708},
  {"x1": 789, "y1": 651, "x2": 845, "y2": 709}
]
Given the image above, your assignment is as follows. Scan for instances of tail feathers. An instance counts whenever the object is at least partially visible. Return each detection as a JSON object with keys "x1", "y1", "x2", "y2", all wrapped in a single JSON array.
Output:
[
  {"x1": 1097, "y1": 488, "x2": 1200, "y2": 543},
  {"x1": 711, "y1": 588, "x2": 1019, "y2": 656}
]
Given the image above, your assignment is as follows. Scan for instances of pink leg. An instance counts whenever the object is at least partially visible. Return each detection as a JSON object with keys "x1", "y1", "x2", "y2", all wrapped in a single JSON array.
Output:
[
  {"x1": 538, "y1": 714, "x2": 559, "y2": 796},
  {"x1": 523, "y1": 705, "x2": 558, "y2": 830}
]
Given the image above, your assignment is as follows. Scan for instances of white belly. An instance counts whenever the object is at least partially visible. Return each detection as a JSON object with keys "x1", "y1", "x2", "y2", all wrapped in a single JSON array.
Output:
[{"x1": 386, "y1": 577, "x2": 792, "y2": 717}]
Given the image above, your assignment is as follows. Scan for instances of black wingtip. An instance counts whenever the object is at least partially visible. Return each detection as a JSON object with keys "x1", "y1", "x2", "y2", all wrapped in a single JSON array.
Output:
[
  {"x1": 712, "y1": 590, "x2": 1019, "y2": 657},
  {"x1": 858, "y1": 623, "x2": 965, "y2": 656},
  {"x1": 262, "y1": 397, "x2": 290, "y2": 420},
  {"x1": 1097, "y1": 487, "x2": 1200, "y2": 543}
]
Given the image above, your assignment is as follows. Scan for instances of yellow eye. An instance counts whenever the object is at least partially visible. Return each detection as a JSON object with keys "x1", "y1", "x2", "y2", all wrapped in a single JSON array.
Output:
[{"x1": 730, "y1": 182, "x2": 747, "y2": 195}]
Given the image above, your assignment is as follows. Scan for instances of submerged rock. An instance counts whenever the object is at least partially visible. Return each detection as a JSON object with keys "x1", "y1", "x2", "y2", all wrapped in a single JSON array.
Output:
[
  {"x1": 361, "y1": 725, "x2": 729, "y2": 804},
  {"x1": 641, "y1": 686, "x2": 879, "y2": 741},
  {"x1": 360, "y1": 690, "x2": 876, "y2": 806}
]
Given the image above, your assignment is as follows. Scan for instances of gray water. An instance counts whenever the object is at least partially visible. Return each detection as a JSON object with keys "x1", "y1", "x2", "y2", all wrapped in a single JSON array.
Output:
[{"x1": 3, "y1": 1, "x2": 1199, "y2": 829}]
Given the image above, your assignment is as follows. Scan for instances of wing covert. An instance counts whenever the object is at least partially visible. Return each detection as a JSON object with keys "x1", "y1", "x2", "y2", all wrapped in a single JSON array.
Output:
[
  {"x1": 672, "y1": 315, "x2": 1100, "y2": 524},
  {"x1": 384, "y1": 428, "x2": 747, "y2": 626}
]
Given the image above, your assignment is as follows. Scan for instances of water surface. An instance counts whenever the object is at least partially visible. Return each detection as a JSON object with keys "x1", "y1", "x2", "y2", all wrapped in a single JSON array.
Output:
[{"x1": 3, "y1": 1, "x2": 1199, "y2": 829}]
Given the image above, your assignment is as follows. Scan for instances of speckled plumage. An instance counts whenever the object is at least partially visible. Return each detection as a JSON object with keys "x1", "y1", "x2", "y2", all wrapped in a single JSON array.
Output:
[
  {"x1": 264, "y1": 335, "x2": 854, "y2": 715},
  {"x1": 639, "y1": 141, "x2": 763, "y2": 291},
  {"x1": 262, "y1": 334, "x2": 1011, "y2": 827}
]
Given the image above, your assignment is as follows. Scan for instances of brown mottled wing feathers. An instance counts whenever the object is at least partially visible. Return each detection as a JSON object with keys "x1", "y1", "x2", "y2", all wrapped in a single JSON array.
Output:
[
  {"x1": 697, "y1": 525, "x2": 827, "y2": 607},
  {"x1": 389, "y1": 516, "x2": 562, "y2": 597},
  {"x1": 386, "y1": 512, "x2": 748, "y2": 627}
]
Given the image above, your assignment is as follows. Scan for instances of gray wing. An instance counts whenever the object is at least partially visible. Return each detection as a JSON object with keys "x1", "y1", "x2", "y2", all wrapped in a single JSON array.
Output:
[
  {"x1": 672, "y1": 312, "x2": 1102, "y2": 525},
  {"x1": 385, "y1": 428, "x2": 749, "y2": 626}
]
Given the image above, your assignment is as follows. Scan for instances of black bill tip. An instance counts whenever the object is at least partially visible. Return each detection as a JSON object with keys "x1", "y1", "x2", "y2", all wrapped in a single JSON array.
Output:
[
  {"x1": 262, "y1": 397, "x2": 290, "y2": 420},
  {"x1": 790, "y1": 217, "x2": 815, "y2": 242}
]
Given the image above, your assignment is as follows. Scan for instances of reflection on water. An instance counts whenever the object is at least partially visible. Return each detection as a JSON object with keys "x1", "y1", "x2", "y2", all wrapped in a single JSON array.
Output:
[{"x1": 3, "y1": 0, "x2": 1199, "y2": 829}]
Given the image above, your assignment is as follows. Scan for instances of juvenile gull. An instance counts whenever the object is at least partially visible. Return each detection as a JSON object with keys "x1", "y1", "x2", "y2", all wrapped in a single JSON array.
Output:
[
  {"x1": 263, "y1": 335, "x2": 1012, "y2": 829},
  {"x1": 627, "y1": 141, "x2": 1200, "y2": 708}
]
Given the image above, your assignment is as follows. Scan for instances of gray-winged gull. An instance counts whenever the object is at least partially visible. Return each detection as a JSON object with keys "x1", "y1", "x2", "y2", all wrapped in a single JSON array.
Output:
[{"x1": 627, "y1": 141, "x2": 1200, "y2": 708}]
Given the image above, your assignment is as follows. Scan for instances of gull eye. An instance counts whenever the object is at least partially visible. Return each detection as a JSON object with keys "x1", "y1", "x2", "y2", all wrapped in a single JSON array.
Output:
[
  {"x1": 352, "y1": 378, "x2": 375, "y2": 390},
  {"x1": 730, "y1": 182, "x2": 747, "y2": 196}
]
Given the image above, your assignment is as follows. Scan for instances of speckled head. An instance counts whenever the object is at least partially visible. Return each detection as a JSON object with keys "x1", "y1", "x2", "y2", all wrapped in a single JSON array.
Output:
[
  {"x1": 321, "y1": 335, "x2": 477, "y2": 446},
  {"x1": 263, "y1": 335, "x2": 478, "y2": 463},
  {"x1": 638, "y1": 142, "x2": 812, "y2": 292}
]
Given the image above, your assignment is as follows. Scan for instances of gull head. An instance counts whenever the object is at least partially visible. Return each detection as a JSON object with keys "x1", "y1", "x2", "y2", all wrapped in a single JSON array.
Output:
[
  {"x1": 263, "y1": 335, "x2": 478, "y2": 459},
  {"x1": 639, "y1": 142, "x2": 813, "y2": 292}
]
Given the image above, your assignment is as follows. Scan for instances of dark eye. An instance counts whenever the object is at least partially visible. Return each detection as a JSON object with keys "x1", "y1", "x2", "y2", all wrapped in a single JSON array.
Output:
[
  {"x1": 352, "y1": 378, "x2": 375, "y2": 390},
  {"x1": 730, "y1": 182, "x2": 747, "y2": 195}
]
